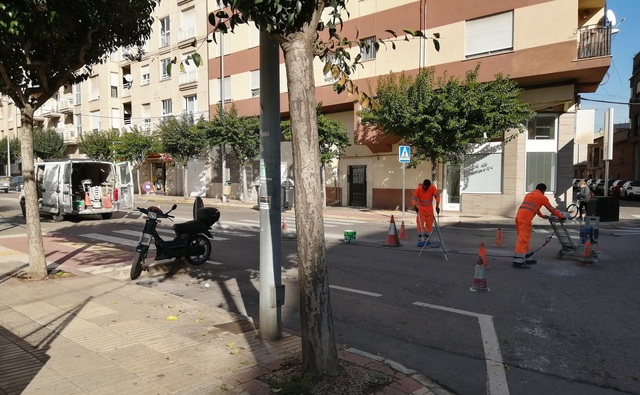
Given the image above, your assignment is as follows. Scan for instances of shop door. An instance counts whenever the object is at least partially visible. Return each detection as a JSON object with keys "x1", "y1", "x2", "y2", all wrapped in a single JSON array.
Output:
[
  {"x1": 443, "y1": 163, "x2": 460, "y2": 211},
  {"x1": 348, "y1": 165, "x2": 367, "y2": 207}
]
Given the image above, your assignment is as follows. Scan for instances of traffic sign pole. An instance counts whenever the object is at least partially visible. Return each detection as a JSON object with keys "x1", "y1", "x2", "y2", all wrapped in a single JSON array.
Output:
[
  {"x1": 399, "y1": 145, "x2": 411, "y2": 219},
  {"x1": 402, "y1": 163, "x2": 405, "y2": 219}
]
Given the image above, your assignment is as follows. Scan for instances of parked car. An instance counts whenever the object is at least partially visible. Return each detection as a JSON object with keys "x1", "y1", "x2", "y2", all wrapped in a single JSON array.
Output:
[
  {"x1": 620, "y1": 181, "x2": 640, "y2": 200},
  {"x1": 0, "y1": 176, "x2": 11, "y2": 193},
  {"x1": 609, "y1": 179, "x2": 630, "y2": 197},
  {"x1": 10, "y1": 176, "x2": 23, "y2": 191},
  {"x1": 591, "y1": 179, "x2": 606, "y2": 195}
]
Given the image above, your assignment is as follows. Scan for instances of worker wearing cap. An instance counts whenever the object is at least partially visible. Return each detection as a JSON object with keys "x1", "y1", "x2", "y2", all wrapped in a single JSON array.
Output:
[
  {"x1": 514, "y1": 183, "x2": 565, "y2": 269},
  {"x1": 412, "y1": 179, "x2": 440, "y2": 247}
]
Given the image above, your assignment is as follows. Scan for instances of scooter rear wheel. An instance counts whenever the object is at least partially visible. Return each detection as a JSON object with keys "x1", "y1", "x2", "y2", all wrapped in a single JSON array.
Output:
[
  {"x1": 185, "y1": 235, "x2": 211, "y2": 265},
  {"x1": 130, "y1": 251, "x2": 144, "y2": 279}
]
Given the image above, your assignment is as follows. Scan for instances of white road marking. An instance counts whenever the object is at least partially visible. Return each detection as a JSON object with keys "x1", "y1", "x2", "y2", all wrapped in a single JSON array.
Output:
[
  {"x1": 329, "y1": 285, "x2": 382, "y2": 297},
  {"x1": 413, "y1": 301, "x2": 510, "y2": 395}
]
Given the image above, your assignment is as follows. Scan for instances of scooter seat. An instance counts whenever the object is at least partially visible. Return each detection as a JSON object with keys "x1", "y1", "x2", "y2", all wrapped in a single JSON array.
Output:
[{"x1": 173, "y1": 220, "x2": 208, "y2": 235}]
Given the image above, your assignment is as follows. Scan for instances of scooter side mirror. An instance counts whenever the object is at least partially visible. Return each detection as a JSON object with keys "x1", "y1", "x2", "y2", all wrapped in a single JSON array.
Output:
[{"x1": 171, "y1": 204, "x2": 177, "y2": 211}]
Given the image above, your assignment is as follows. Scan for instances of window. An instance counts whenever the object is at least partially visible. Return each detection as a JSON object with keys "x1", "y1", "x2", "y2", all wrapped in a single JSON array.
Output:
[
  {"x1": 111, "y1": 108, "x2": 121, "y2": 129},
  {"x1": 184, "y1": 95, "x2": 197, "y2": 116},
  {"x1": 141, "y1": 65, "x2": 150, "y2": 86},
  {"x1": 75, "y1": 114, "x2": 82, "y2": 136},
  {"x1": 180, "y1": 54, "x2": 198, "y2": 84},
  {"x1": 526, "y1": 152, "x2": 556, "y2": 192},
  {"x1": 90, "y1": 110, "x2": 100, "y2": 132},
  {"x1": 110, "y1": 72, "x2": 119, "y2": 98},
  {"x1": 218, "y1": 76, "x2": 231, "y2": 102},
  {"x1": 323, "y1": 52, "x2": 338, "y2": 83},
  {"x1": 465, "y1": 11, "x2": 513, "y2": 58},
  {"x1": 162, "y1": 99, "x2": 173, "y2": 119},
  {"x1": 73, "y1": 83, "x2": 82, "y2": 105},
  {"x1": 141, "y1": 104, "x2": 151, "y2": 130},
  {"x1": 359, "y1": 36, "x2": 377, "y2": 61},
  {"x1": 179, "y1": 8, "x2": 196, "y2": 41},
  {"x1": 462, "y1": 142, "x2": 503, "y2": 193},
  {"x1": 160, "y1": 58, "x2": 171, "y2": 80},
  {"x1": 160, "y1": 16, "x2": 170, "y2": 47},
  {"x1": 527, "y1": 114, "x2": 556, "y2": 140},
  {"x1": 250, "y1": 70, "x2": 260, "y2": 97},
  {"x1": 90, "y1": 76, "x2": 99, "y2": 101},
  {"x1": 525, "y1": 114, "x2": 558, "y2": 192}
]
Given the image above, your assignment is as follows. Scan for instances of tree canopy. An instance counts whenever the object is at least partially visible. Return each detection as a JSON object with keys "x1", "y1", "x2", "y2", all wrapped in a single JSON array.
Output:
[
  {"x1": 359, "y1": 66, "x2": 535, "y2": 177},
  {"x1": 0, "y1": 0, "x2": 159, "y2": 279},
  {"x1": 77, "y1": 129, "x2": 119, "y2": 161},
  {"x1": 33, "y1": 127, "x2": 65, "y2": 160},
  {"x1": 114, "y1": 126, "x2": 161, "y2": 167}
]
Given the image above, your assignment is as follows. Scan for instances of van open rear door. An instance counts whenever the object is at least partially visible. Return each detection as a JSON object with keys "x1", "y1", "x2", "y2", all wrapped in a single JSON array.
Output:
[
  {"x1": 116, "y1": 161, "x2": 134, "y2": 210},
  {"x1": 40, "y1": 163, "x2": 61, "y2": 214}
]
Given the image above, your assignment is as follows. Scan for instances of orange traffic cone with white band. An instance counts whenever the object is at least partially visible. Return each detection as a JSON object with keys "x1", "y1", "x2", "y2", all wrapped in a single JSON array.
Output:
[
  {"x1": 84, "y1": 192, "x2": 93, "y2": 208},
  {"x1": 492, "y1": 227, "x2": 505, "y2": 248},
  {"x1": 383, "y1": 215, "x2": 402, "y2": 247},
  {"x1": 470, "y1": 255, "x2": 490, "y2": 292},
  {"x1": 479, "y1": 242, "x2": 490, "y2": 270},
  {"x1": 399, "y1": 221, "x2": 408, "y2": 239},
  {"x1": 578, "y1": 241, "x2": 595, "y2": 266}
]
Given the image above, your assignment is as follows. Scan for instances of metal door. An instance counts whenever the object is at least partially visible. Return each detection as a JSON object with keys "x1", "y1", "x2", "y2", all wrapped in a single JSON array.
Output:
[
  {"x1": 348, "y1": 165, "x2": 367, "y2": 207},
  {"x1": 40, "y1": 163, "x2": 61, "y2": 214},
  {"x1": 117, "y1": 161, "x2": 135, "y2": 209},
  {"x1": 443, "y1": 163, "x2": 460, "y2": 211}
]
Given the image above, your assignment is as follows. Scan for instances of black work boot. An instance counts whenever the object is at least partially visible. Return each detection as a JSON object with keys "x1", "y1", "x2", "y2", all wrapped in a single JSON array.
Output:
[{"x1": 512, "y1": 262, "x2": 531, "y2": 269}]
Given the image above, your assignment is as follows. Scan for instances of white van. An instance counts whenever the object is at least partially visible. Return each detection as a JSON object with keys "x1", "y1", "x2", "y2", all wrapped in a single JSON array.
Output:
[{"x1": 21, "y1": 160, "x2": 134, "y2": 221}]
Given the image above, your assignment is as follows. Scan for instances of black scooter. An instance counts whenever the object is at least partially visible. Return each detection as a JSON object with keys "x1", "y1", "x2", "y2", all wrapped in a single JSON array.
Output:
[{"x1": 130, "y1": 203, "x2": 220, "y2": 280}]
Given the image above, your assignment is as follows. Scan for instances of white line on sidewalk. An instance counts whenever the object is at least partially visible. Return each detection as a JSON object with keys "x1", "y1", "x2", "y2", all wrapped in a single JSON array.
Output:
[{"x1": 413, "y1": 301, "x2": 510, "y2": 395}]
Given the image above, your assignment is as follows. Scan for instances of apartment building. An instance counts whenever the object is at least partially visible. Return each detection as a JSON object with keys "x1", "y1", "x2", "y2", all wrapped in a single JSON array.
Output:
[
  {"x1": 207, "y1": 0, "x2": 612, "y2": 216},
  {"x1": 0, "y1": 0, "x2": 211, "y2": 194}
]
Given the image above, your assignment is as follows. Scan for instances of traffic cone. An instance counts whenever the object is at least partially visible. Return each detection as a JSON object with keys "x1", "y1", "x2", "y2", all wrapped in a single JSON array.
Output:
[
  {"x1": 578, "y1": 241, "x2": 595, "y2": 266},
  {"x1": 281, "y1": 217, "x2": 287, "y2": 231},
  {"x1": 470, "y1": 255, "x2": 490, "y2": 292},
  {"x1": 492, "y1": 227, "x2": 505, "y2": 248},
  {"x1": 399, "y1": 221, "x2": 408, "y2": 239},
  {"x1": 383, "y1": 215, "x2": 402, "y2": 247},
  {"x1": 479, "y1": 242, "x2": 490, "y2": 270},
  {"x1": 84, "y1": 192, "x2": 93, "y2": 208}
]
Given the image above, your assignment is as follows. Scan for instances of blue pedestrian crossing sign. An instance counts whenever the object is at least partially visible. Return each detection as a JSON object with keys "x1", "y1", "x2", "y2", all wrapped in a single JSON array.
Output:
[{"x1": 399, "y1": 145, "x2": 411, "y2": 163}]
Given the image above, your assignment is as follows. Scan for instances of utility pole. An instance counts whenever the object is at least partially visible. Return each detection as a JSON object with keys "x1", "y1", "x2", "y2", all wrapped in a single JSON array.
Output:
[
  {"x1": 220, "y1": 32, "x2": 227, "y2": 202},
  {"x1": 258, "y1": 32, "x2": 283, "y2": 340}
]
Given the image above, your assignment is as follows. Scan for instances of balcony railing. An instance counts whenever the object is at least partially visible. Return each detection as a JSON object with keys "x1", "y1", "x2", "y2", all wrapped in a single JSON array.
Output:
[
  {"x1": 577, "y1": 25, "x2": 611, "y2": 59},
  {"x1": 179, "y1": 23, "x2": 196, "y2": 42}
]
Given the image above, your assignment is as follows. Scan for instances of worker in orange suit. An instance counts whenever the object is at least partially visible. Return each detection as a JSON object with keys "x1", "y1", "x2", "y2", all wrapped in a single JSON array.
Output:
[
  {"x1": 514, "y1": 183, "x2": 565, "y2": 269},
  {"x1": 412, "y1": 179, "x2": 440, "y2": 247}
]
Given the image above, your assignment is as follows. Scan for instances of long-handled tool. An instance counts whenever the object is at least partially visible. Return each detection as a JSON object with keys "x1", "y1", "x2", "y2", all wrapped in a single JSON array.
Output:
[{"x1": 418, "y1": 211, "x2": 448, "y2": 261}]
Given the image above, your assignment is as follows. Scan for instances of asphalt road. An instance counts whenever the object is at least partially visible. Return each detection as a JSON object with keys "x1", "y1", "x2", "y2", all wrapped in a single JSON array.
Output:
[{"x1": 2, "y1": 193, "x2": 640, "y2": 394}]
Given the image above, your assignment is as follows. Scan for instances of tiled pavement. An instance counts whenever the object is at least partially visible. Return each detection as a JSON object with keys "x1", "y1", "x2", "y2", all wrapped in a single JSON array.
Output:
[{"x1": 0, "y1": 246, "x2": 451, "y2": 395}]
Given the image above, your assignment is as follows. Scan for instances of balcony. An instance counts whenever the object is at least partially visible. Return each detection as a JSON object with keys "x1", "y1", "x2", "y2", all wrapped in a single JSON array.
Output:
[
  {"x1": 577, "y1": 25, "x2": 611, "y2": 59},
  {"x1": 59, "y1": 95, "x2": 74, "y2": 114},
  {"x1": 179, "y1": 23, "x2": 196, "y2": 42}
]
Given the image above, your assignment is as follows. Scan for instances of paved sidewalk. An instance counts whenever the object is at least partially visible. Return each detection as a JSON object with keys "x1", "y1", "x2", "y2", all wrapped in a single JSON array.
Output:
[{"x1": 0, "y1": 249, "x2": 450, "y2": 395}]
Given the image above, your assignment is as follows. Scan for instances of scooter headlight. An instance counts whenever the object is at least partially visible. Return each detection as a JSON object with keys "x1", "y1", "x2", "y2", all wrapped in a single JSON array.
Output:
[{"x1": 147, "y1": 211, "x2": 157, "y2": 220}]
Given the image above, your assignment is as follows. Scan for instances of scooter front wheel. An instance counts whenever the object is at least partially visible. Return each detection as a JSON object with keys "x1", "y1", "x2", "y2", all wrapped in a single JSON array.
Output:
[
  {"x1": 185, "y1": 235, "x2": 212, "y2": 265},
  {"x1": 130, "y1": 251, "x2": 145, "y2": 280}
]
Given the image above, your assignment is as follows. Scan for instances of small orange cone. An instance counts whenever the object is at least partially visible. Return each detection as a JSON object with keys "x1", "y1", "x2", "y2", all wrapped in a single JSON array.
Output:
[
  {"x1": 578, "y1": 241, "x2": 595, "y2": 266},
  {"x1": 470, "y1": 255, "x2": 490, "y2": 292},
  {"x1": 383, "y1": 215, "x2": 402, "y2": 247},
  {"x1": 84, "y1": 192, "x2": 93, "y2": 208},
  {"x1": 492, "y1": 227, "x2": 505, "y2": 248},
  {"x1": 399, "y1": 221, "x2": 408, "y2": 239},
  {"x1": 479, "y1": 242, "x2": 490, "y2": 270}
]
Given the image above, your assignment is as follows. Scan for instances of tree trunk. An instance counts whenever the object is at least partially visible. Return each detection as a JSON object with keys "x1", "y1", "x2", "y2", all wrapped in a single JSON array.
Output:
[
  {"x1": 320, "y1": 164, "x2": 327, "y2": 208},
  {"x1": 21, "y1": 105, "x2": 48, "y2": 280},
  {"x1": 183, "y1": 164, "x2": 188, "y2": 197},
  {"x1": 241, "y1": 163, "x2": 248, "y2": 203},
  {"x1": 280, "y1": 34, "x2": 340, "y2": 377}
]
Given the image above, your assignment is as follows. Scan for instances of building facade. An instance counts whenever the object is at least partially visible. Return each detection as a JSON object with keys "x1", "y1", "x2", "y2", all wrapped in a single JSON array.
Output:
[
  {"x1": 206, "y1": 0, "x2": 611, "y2": 216},
  {"x1": 2, "y1": 0, "x2": 614, "y2": 216}
]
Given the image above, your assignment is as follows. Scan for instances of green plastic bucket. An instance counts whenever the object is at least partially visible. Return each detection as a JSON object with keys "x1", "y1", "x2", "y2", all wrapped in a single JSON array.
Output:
[
  {"x1": 73, "y1": 200, "x2": 85, "y2": 211},
  {"x1": 344, "y1": 230, "x2": 356, "y2": 244}
]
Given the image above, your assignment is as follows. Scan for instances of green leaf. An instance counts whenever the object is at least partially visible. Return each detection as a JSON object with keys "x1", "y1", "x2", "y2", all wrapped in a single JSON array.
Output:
[
  {"x1": 167, "y1": 62, "x2": 172, "y2": 77},
  {"x1": 208, "y1": 12, "x2": 216, "y2": 26}
]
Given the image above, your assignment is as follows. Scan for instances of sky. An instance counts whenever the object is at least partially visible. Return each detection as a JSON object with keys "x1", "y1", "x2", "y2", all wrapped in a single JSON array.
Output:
[{"x1": 580, "y1": 0, "x2": 640, "y2": 131}]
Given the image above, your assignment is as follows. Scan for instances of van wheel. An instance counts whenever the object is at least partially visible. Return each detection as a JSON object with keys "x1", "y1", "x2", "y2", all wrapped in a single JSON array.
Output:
[
  {"x1": 52, "y1": 213, "x2": 64, "y2": 222},
  {"x1": 101, "y1": 213, "x2": 113, "y2": 220}
]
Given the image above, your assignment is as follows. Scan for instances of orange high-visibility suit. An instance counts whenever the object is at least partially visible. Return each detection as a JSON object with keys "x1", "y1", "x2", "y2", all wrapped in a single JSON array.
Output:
[
  {"x1": 514, "y1": 189, "x2": 564, "y2": 264},
  {"x1": 413, "y1": 183, "x2": 440, "y2": 234}
]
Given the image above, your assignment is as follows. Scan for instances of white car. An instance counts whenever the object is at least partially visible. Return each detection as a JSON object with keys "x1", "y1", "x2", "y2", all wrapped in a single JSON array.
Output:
[{"x1": 620, "y1": 181, "x2": 640, "y2": 199}]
